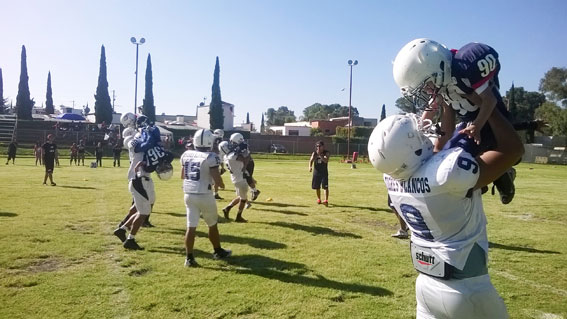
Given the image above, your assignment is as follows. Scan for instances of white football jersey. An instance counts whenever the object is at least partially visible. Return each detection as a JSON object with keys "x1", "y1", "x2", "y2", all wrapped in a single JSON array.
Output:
[
  {"x1": 385, "y1": 147, "x2": 488, "y2": 270},
  {"x1": 180, "y1": 150, "x2": 220, "y2": 194},
  {"x1": 225, "y1": 152, "x2": 245, "y2": 184},
  {"x1": 127, "y1": 138, "x2": 150, "y2": 180}
]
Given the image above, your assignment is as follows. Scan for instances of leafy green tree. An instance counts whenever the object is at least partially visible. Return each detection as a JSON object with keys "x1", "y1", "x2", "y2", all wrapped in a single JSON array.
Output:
[
  {"x1": 260, "y1": 113, "x2": 265, "y2": 133},
  {"x1": 209, "y1": 56, "x2": 224, "y2": 129},
  {"x1": 265, "y1": 106, "x2": 296, "y2": 126},
  {"x1": 0, "y1": 68, "x2": 5, "y2": 114},
  {"x1": 302, "y1": 103, "x2": 358, "y2": 121},
  {"x1": 45, "y1": 71, "x2": 54, "y2": 114},
  {"x1": 16, "y1": 45, "x2": 34, "y2": 120},
  {"x1": 310, "y1": 127, "x2": 324, "y2": 136},
  {"x1": 380, "y1": 104, "x2": 386, "y2": 121},
  {"x1": 535, "y1": 101, "x2": 567, "y2": 136},
  {"x1": 94, "y1": 45, "x2": 113, "y2": 124},
  {"x1": 395, "y1": 97, "x2": 415, "y2": 113},
  {"x1": 539, "y1": 67, "x2": 567, "y2": 107},
  {"x1": 142, "y1": 54, "x2": 155, "y2": 123},
  {"x1": 504, "y1": 86, "x2": 545, "y2": 124}
]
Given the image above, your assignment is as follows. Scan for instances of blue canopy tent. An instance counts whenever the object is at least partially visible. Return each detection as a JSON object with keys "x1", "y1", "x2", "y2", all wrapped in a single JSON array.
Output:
[{"x1": 56, "y1": 113, "x2": 86, "y2": 121}]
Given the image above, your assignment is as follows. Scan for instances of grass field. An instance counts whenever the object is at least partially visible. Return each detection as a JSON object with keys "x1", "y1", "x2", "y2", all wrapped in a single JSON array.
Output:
[{"x1": 1, "y1": 157, "x2": 566, "y2": 318}]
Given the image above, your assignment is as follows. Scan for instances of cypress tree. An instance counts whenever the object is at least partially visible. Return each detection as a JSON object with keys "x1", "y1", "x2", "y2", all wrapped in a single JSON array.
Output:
[
  {"x1": 0, "y1": 68, "x2": 5, "y2": 114},
  {"x1": 260, "y1": 113, "x2": 265, "y2": 133},
  {"x1": 16, "y1": 45, "x2": 33, "y2": 120},
  {"x1": 45, "y1": 71, "x2": 54, "y2": 114},
  {"x1": 94, "y1": 45, "x2": 113, "y2": 124},
  {"x1": 380, "y1": 104, "x2": 386, "y2": 121},
  {"x1": 508, "y1": 82, "x2": 516, "y2": 123},
  {"x1": 209, "y1": 56, "x2": 224, "y2": 129},
  {"x1": 142, "y1": 54, "x2": 155, "y2": 123}
]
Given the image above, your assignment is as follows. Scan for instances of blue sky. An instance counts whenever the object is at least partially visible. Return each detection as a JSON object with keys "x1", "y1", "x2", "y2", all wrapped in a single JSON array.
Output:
[{"x1": 1, "y1": 0, "x2": 566, "y2": 127}]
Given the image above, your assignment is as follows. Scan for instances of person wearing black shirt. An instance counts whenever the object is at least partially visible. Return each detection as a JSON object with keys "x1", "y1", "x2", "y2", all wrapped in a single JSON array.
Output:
[
  {"x1": 95, "y1": 142, "x2": 103, "y2": 167},
  {"x1": 112, "y1": 141, "x2": 122, "y2": 167},
  {"x1": 78, "y1": 139, "x2": 86, "y2": 166},
  {"x1": 42, "y1": 134, "x2": 57, "y2": 186},
  {"x1": 308, "y1": 141, "x2": 330, "y2": 206},
  {"x1": 6, "y1": 140, "x2": 18, "y2": 165}
]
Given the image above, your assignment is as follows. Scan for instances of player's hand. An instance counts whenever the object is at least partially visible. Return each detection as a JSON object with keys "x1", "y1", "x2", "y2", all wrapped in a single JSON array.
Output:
[
  {"x1": 458, "y1": 124, "x2": 481, "y2": 145},
  {"x1": 309, "y1": 167, "x2": 312, "y2": 172}
]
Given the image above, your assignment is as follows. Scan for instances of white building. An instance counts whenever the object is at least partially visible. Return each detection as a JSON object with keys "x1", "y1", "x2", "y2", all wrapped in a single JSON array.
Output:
[
  {"x1": 269, "y1": 121, "x2": 312, "y2": 136},
  {"x1": 196, "y1": 101, "x2": 235, "y2": 130}
]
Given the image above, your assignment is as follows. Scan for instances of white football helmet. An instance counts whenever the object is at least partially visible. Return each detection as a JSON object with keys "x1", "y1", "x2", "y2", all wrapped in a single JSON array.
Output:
[
  {"x1": 122, "y1": 127, "x2": 136, "y2": 139},
  {"x1": 120, "y1": 112, "x2": 137, "y2": 127},
  {"x1": 156, "y1": 162, "x2": 173, "y2": 180},
  {"x1": 230, "y1": 133, "x2": 244, "y2": 145},
  {"x1": 213, "y1": 129, "x2": 224, "y2": 138},
  {"x1": 218, "y1": 141, "x2": 231, "y2": 157},
  {"x1": 393, "y1": 39, "x2": 452, "y2": 110},
  {"x1": 193, "y1": 129, "x2": 215, "y2": 149},
  {"x1": 368, "y1": 114, "x2": 434, "y2": 180}
]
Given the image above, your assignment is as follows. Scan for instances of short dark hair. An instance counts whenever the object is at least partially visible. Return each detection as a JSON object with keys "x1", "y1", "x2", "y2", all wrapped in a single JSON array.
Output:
[{"x1": 316, "y1": 141, "x2": 324, "y2": 146}]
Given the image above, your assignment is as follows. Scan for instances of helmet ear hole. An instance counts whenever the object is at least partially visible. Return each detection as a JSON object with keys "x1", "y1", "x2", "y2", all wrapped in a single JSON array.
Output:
[{"x1": 415, "y1": 149, "x2": 423, "y2": 156}]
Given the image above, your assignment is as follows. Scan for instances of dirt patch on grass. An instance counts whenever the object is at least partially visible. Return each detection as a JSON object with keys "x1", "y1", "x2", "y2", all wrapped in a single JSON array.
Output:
[{"x1": 27, "y1": 258, "x2": 63, "y2": 273}]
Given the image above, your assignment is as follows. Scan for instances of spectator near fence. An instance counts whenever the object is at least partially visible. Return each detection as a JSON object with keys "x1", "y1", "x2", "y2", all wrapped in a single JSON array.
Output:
[{"x1": 5, "y1": 140, "x2": 18, "y2": 165}]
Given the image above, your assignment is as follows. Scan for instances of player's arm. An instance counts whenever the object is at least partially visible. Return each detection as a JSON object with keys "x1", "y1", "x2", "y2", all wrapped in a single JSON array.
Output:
[
  {"x1": 210, "y1": 166, "x2": 224, "y2": 189},
  {"x1": 475, "y1": 107, "x2": 524, "y2": 189},
  {"x1": 180, "y1": 163, "x2": 185, "y2": 179},
  {"x1": 308, "y1": 152, "x2": 315, "y2": 172},
  {"x1": 434, "y1": 102, "x2": 456, "y2": 152},
  {"x1": 459, "y1": 83, "x2": 497, "y2": 145},
  {"x1": 320, "y1": 150, "x2": 329, "y2": 163}
]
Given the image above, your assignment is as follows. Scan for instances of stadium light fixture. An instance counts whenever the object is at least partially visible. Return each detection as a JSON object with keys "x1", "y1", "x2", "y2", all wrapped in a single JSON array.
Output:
[{"x1": 131, "y1": 37, "x2": 146, "y2": 115}]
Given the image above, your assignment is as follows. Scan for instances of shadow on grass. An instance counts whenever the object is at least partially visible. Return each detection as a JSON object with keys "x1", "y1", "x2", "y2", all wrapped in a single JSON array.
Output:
[
  {"x1": 57, "y1": 185, "x2": 98, "y2": 190},
  {"x1": 195, "y1": 230, "x2": 286, "y2": 250},
  {"x1": 0, "y1": 212, "x2": 18, "y2": 217},
  {"x1": 328, "y1": 203, "x2": 390, "y2": 213},
  {"x1": 148, "y1": 247, "x2": 205, "y2": 256},
  {"x1": 255, "y1": 208, "x2": 308, "y2": 216},
  {"x1": 489, "y1": 242, "x2": 560, "y2": 254},
  {"x1": 207, "y1": 254, "x2": 392, "y2": 296},
  {"x1": 252, "y1": 202, "x2": 309, "y2": 208},
  {"x1": 163, "y1": 212, "x2": 186, "y2": 218},
  {"x1": 259, "y1": 221, "x2": 362, "y2": 238}
]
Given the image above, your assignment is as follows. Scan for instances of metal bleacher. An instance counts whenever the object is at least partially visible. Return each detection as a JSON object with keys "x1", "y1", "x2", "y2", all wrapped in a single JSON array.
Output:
[{"x1": 0, "y1": 114, "x2": 17, "y2": 143}]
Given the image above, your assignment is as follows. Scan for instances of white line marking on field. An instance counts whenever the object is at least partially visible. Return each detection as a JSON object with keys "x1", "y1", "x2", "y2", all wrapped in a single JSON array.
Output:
[{"x1": 494, "y1": 270, "x2": 567, "y2": 297}]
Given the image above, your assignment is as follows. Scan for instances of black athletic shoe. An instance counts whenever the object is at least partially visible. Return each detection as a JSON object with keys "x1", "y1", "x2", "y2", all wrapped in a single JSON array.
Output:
[
  {"x1": 251, "y1": 190, "x2": 261, "y2": 201},
  {"x1": 493, "y1": 167, "x2": 516, "y2": 205},
  {"x1": 184, "y1": 257, "x2": 198, "y2": 267},
  {"x1": 222, "y1": 207, "x2": 230, "y2": 219},
  {"x1": 123, "y1": 238, "x2": 144, "y2": 250},
  {"x1": 213, "y1": 248, "x2": 232, "y2": 260},
  {"x1": 214, "y1": 193, "x2": 223, "y2": 200},
  {"x1": 142, "y1": 221, "x2": 155, "y2": 228},
  {"x1": 113, "y1": 228, "x2": 127, "y2": 243}
]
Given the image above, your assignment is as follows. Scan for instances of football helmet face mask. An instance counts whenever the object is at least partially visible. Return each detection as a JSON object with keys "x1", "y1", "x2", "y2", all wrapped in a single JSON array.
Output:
[
  {"x1": 213, "y1": 129, "x2": 224, "y2": 138},
  {"x1": 393, "y1": 38, "x2": 452, "y2": 111},
  {"x1": 218, "y1": 141, "x2": 231, "y2": 157},
  {"x1": 230, "y1": 133, "x2": 244, "y2": 145},
  {"x1": 192, "y1": 129, "x2": 215, "y2": 150},
  {"x1": 120, "y1": 112, "x2": 136, "y2": 128},
  {"x1": 122, "y1": 127, "x2": 136, "y2": 139},
  {"x1": 368, "y1": 114, "x2": 434, "y2": 180},
  {"x1": 136, "y1": 115, "x2": 150, "y2": 128}
]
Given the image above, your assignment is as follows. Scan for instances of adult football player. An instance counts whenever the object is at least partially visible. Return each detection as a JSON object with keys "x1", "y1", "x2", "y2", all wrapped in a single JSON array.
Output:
[
  {"x1": 393, "y1": 38, "x2": 517, "y2": 204},
  {"x1": 368, "y1": 109, "x2": 523, "y2": 318},
  {"x1": 219, "y1": 141, "x2": 249, "y2": 222},
  {"x1": 180, "y1": 129, "x2": 231, "y2": 267}
]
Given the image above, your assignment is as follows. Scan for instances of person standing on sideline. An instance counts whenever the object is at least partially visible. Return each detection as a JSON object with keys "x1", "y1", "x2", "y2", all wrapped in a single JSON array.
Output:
[
  {"x1": 42, "y1": 134, "x2": 57, "y2": 186},
  {"x1": 180, "y1": 129, "x2": 232, "y2": 267},
  {"x1": 6, "y1": 139, "x2": 18, "y2": 165},
  {"x1": 309, "y1": 141, "x2": 330, "y2": 206},
  {"x1": 95, "y1": 142, "x2": 103, "y2": 167},
  {"x1": 69, "y1": 143, "x2": 79, "y2": 166},
  {"x1": 77, "y1": 139, "x2": 86, "y2": 166},
  {"x1": 219, "y1": 141, "x2": 249, "y2": 223},
  {"x1": 34, "y1": 141, "x2": 43, "y2": 166},
  {"x1": 368, "y1": 110, "x2": 523, "y2": 318},
  {"x1": 113, "y1": 141, "x2": 122, "y2": 167}
]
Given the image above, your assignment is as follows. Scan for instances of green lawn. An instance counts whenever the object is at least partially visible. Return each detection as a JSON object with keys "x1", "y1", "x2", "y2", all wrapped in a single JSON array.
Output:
[{"x1": 1, "y1": 157, "x2": 566, "y2": 318}]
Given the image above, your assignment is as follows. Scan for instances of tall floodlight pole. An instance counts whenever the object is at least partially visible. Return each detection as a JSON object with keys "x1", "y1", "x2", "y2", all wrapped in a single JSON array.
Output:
[
  {"x1": 347, "y1": 59, "x2": 358, "y2": 161},
  {"x1": 130, "y1": 37, "x2": 145, "y2": 114}
]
